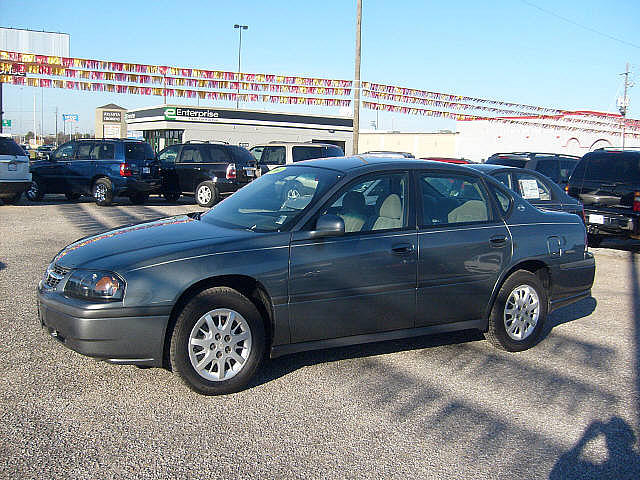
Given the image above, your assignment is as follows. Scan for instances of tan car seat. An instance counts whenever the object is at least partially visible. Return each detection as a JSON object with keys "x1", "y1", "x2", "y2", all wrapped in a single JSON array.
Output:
[{"x1": 372, "y1": 194, "x2": 403, "y2": 230}]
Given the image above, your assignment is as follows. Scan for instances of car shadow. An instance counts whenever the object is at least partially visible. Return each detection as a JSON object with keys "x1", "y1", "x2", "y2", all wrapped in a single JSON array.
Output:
[
  {"x1": 0, "y1": 261, "x2": 5, "y2": 271},
  {"x1": 21, "y1": 194, "x2": 202, "y2": 208},
  {"x1": 591, "y1": 237, "x2": 640, "y2": 253},
  {"x1": 250, "y1": 329, "x2": 485, "y2": 389}
]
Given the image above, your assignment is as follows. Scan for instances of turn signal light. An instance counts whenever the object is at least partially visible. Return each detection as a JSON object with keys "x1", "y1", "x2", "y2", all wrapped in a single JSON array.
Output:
[
  {"x1": 119, "y1": 163, "x2": 133, "y2": 177},
  {"x1": 226, "y1": 163, "x2": 237, "y2": 179},
  {"x1": 634, "y1": 191, "x2": 640, "y2": 212}
]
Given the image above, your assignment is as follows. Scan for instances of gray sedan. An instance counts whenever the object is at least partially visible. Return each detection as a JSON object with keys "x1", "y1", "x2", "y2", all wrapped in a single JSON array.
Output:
[{"x1": 38, "y1": 156, "x2": 595, "y2": 395}]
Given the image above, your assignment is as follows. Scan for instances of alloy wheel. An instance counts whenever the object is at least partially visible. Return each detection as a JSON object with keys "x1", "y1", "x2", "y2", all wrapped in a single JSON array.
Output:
[
  {"x1": 503, "y1": 284, "x2": 540, "y2": 341},
  {"x1": 197, "y1": 185, "x2": 212, "y2": 205}
]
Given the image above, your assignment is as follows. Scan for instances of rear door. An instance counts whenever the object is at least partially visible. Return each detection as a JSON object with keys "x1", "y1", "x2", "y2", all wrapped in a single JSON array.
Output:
[{"x1": 40, "y1": 141, "x2": 77, "y2": 193}]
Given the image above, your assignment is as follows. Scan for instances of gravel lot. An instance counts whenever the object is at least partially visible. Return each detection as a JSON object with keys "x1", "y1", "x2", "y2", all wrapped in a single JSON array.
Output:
[{"x1": 1, "y1": 196, "x2": 639, "y2": 479}]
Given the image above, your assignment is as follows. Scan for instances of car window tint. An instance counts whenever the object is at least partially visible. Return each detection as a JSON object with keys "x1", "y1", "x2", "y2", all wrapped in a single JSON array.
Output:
[
  {"x1": 181, "y1": 147, "x2": 203, "y2": 163},
  {"x1": 206, "y1": 146, "x2": 231, "y2": 163},
  {"x1": 228, "y1": 145, "x2": 254, "y2": 164},
  {"x1": 493, "y1": 172, "x2": 511, "y2": 188},
  {"x1": 250, "y1": 146, "x2": 264, "y2": 161},
  {"x1": 535, "y1": 159, "x2": 560, "y2": 182},
  {"x1": 0, "y1": 137, "x2": 25, "y2": 156},
  {"x1": 292, "y1": 146, "x2": 323, "y2": 162},
  {"x1": 323, "y1": 173, "x2": 409, "y2": 233},
  {"x1": 420, "y1": 174, "x2": 491, "y2": 227},
  {"x1": 261, "y1": 146, "x2": 286, "y2": 165},
  {"x1": 157, "y1": 145, "x2": 179, "y2": 163},
  {"x1": 486, "y1": 157, "x2": 526, "y2": 168},
  {"x1": 559, "y1": 159, "x2": 577, "y2": 184},
  {"x1": 125, "y1": 142, "x2": 154, "y2": 161},
  {"x1": 515, "y1": 173, "x2": 552, "y2": 201},
  {"x1": 325, "y1": 145, "x2": 344, "y2": 157},
  {"x1": 75, "y1": 143, "x2": 93, "y2": 160},
  {"x1": 585, "y1": 153, "x2": 640, "y2": 183},
  {"x1": 90, "y1": 143, "x2": 114, "y2": 160},
  {"x1": 53, "y1": 142, "x2": 75, "y2": 160}
]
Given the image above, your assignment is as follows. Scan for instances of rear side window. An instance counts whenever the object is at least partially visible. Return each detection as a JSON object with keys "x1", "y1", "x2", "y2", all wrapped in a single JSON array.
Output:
[
  {"x1": 292, "y1": 146, "x2": 323, "y2": 162},
  {"x1": 0, "y1": 137, "x2": 27, "y2": 156},
  {"x1": 514, "y1": 173, "x2": 552, "y2": 201},
  {"x1": 205, "y1": 146, "x2": 232, "y2": 163},
  {"x1": 559, "y1": 159, "x2": 577, "y2": 184},
  {"x1": 583, "y1": 152, "x2": 640, "y2": 183},
  {"x1": 75, "y1": 142, "x2": 93, "y2": 160},
  {"x1": 90, "y1": 143, "x2": 115, "y2": 160},
  {"x1": 228, "y1": 145, "x2": 254, "y2": 164},
  {"x1": 534, "y1": 159, "x2": 560, "y2": 182},
  {"x1": 260, "y1": 146, "x2": 286, "y2": 165},
  {"x1": 180, "y1": 146, "x2": 204, "y2": 163},
  {"x1": 324, "y1": 145, "x2": 344, "y2": 157},
  {"x1": 125, "y1": 142, "x2": 154, "y2": 161}
]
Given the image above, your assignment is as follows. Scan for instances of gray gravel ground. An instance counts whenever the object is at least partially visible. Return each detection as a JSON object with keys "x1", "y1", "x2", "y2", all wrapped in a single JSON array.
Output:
[{"x1": 1, "y1": 195, "x2": 639, "y2": 479}]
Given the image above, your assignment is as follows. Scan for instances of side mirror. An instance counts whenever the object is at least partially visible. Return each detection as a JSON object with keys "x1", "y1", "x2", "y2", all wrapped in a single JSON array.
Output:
[{"x1": 311, "y1": 214, "x2": 345, "y2": 238}]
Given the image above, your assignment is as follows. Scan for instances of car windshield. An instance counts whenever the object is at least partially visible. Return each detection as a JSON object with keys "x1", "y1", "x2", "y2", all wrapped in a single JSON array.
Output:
[{"x1": 202, "y1": 165, "x2": 341, "y2": 232}]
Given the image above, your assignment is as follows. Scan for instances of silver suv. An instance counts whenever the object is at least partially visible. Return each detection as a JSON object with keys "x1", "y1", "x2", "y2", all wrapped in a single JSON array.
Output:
[{"x1": 0, "y1": 135, "x2": 31, "y2": 205}]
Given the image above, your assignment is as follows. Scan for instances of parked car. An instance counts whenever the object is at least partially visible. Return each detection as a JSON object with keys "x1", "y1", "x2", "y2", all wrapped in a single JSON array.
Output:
[
  {"x1": 468, "y1": 164, "x2": 583, "y2": 218},
  {"x1": 250, "y1": 142, "x2": 344, "y2": 175},
  {"x1": 422, "y1": 157, "x2": 471, "y2": 164},
  {"x1": 27, "y1": 139, "x2": 161, "y2": 206},
  {"x1": 485, "y1": 152, "x2": 579, "y2": 188},
  {"x1": 157, "y1": 141, "x2": 256, "y2": 207},
  {"x1": 0, "y1": 135, "x2": 31, "y2": 205},
  {"x1": 566, "y1": 148, "x2": 640, "y2": 246},
  {"x1": 35, "y1": 144, "x2": 55, "y2": 160},
  {"x1": 38, "y1": 156, "x2": 595, "y2": 395}
]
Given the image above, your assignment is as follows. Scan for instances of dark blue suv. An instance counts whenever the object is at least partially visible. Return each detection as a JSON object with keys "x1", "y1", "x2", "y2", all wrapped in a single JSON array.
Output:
[{"x1": 27, "y1": 139, "x2": 161, "y2": 206}]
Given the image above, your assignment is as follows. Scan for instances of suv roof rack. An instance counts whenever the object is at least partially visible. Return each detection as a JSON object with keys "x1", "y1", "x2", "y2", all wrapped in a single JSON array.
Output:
[
  {"x1": 595, "y1": 147, "x2": 640, "y2": 151},
  {"x1": 490, "y1": 152, "x2": 580, "y2": 159},
  {"x1": 185, "y1": 140, "x2": 229, "y2": 144}
]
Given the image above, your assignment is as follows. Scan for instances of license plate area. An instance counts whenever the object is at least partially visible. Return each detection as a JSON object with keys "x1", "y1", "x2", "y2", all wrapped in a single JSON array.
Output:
[
  {"x1": 142, "y1": 167, "x2": 150, "y2": 174},
  {"x1": 8, "y1": 162, "x2": 17, "y2": 171},
  {"x1": 589, "y1": 214, "x2": 604, "y2": 225}
]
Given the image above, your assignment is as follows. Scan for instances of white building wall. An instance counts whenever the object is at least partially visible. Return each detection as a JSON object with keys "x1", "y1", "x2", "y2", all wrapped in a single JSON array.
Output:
[{"x1": 358, "y1": 132, "x2": 458, "y2": 158}]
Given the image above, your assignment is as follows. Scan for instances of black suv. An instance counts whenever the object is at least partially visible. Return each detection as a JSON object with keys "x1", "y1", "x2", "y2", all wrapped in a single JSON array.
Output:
[
  {"x1": 485, "y1": 152, "x2": 579, "y2": 188},
  {"x1": 157, "y1": 141, "x2": 256, "y2": 207},
  {"x1": 27, "y1": 139, "x2": 161, "y2": 206},
  {"x1": 567, "y1": 148, "x2": 640, "y2": 246}
]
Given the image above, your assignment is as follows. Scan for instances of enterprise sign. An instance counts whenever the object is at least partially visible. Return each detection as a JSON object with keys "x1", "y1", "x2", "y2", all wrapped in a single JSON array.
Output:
[{"x1": 164, "y1": 107, "x2": 219, "y2": 122}]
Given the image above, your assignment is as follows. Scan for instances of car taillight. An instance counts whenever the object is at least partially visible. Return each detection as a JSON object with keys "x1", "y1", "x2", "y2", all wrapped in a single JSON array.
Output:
[
  {"x1": 226, "y1": 163, "x2": 236, "y2": 180},
  {"x1": 564, "y1": 184, "x2": 569, "y2": 194},
  {"x1": 119, "y1": 163, "x2": 133, "y2": 177},
  {"x1": 634, "y1": 192, "x2": 640, "y2": 212}
]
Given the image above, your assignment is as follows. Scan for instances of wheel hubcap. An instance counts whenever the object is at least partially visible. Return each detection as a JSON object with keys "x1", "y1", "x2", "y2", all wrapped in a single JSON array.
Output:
[
  {"x1": 188, "y1": 308, "x2": 252, "y2": 381},
  {"x1": 27, "y1": 181, "x2": 39, "y2": 198},
  {"x1": 95, "y1": 184, "x2": 107, "y2": 202},
  {"x1": 197, "y1": 186, "x2": 212, "y2": 205},
  {"x1": 504, "y1": 284, "x2": 540, "y2": 341}
]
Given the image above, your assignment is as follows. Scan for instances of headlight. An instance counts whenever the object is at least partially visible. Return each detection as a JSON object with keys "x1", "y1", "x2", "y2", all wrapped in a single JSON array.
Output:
[{"x1": 64, "y1": 270, "x2": 125, "y2": 301}]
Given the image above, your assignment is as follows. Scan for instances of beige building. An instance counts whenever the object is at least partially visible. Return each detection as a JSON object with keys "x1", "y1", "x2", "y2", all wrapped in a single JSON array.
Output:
[
  {"x1": 95, "y1": 103, "x2": 127, "y2": 139},
  {"x1": 358, "y1": 131, "x2": 458, "y2": 158}
]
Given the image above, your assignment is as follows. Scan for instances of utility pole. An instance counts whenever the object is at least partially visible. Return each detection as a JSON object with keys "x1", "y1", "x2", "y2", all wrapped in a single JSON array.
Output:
[
  {"x1": 55, "y1": 107, "x2": 58, "y2": 145},
  {"x1": 234, "y1": 24, "x2": 248, "y2": 110},
  {"x1": 353, "y1": 0, "x2": 362, "y2": 155},
  {"x1": 0, "y1": 81, "x2": 3, "y2": 134},
  {"x1": 618, "y1": 63, "x2": 632, "y2": 150}
]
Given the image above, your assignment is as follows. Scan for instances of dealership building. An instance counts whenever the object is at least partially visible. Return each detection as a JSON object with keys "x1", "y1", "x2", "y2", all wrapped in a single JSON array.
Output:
[{"x1": 125, "y1": 105, "x2": 353, "y2": 153}]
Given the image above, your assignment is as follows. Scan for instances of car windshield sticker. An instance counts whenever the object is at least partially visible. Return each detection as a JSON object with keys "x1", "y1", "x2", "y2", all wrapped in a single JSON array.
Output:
[
  {"x1": 518, "y1": 179, "x2": 540, "y2": 199},
  {"x1": 275, "y1": 215, "x2": 287, "y2": 225},
  {"x1": 266, "y1": 166, "x2": 286, "y2": 175}
]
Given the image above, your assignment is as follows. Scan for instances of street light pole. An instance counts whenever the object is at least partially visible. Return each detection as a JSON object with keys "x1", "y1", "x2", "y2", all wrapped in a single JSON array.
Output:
[
  {"x1": 234, "y1": 24, "x2": 248, "y2": 110},
  {"x1": 353, "y1": 0, "x2": 362, "y2": 155}
]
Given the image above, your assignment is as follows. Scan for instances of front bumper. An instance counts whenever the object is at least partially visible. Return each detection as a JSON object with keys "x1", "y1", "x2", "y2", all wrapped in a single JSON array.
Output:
[{"x1": 38, "y1": 287, "x2": 170, "y2": 366}]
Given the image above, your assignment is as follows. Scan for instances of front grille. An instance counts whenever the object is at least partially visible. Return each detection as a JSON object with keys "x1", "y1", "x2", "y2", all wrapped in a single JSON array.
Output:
[{"x1": 44, "y1": 264, "x2": 70, "y2": 289}]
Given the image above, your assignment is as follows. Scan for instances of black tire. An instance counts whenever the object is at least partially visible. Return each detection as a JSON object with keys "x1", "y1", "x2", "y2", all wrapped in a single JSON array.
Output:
[
  {"x1": 169, "y1": 287, "x2": 266, "y2": 395},
  {"x1": 3, "y1": 192, "x2": 22, "y2": 204},
  {"x1": 129, "y1": 192, "x2": 149, "y2": 205},
  {"x1": 163, "y1": 191, "x2": 181, "y2": 202},
  {"x1": 195, "y1": 181, "x2": 219, "y2": 208},
  {"x1": 25, "y1": 179, "x2": 44, "y2": 202},
  {"x1": 485, "y1": 270, "x2": 548, "y2": 352},
  {"x1": 93, "y1": 178, "x2": 114, "y2": 206},
  {"x1": 65, "y1": 192, "x2": 81, "y2": 201},
  {"x1": 587, "y1": 234, "x2": 603, "y2": 248}
]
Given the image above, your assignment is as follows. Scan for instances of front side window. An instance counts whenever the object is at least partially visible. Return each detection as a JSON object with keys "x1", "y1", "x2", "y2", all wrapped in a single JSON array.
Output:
[
  {"x1": 202, "y1": 165, "x2": 340, "y2": 232},
  {"x1": 157, "y1": 145, "x2": 179, "y2": 163},
  {"x1": 317, "y1": 173, "x2": 409, "y2": 233},
  {"x1": 419, "y1": 173, "x2": 491, "y2": 226},
  {"x1": 52, "y1": 142, "x2": 76, "y2": 160},
  {"x1": 515, "y1": 173, "x2": 552, "y2": 201}
]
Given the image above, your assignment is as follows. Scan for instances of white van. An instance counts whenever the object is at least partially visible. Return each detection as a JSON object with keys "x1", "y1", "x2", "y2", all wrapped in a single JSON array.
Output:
[
  {"x1": 0, "y1": 135, "x2": 32, "y2": 205},
  {"x1": 249, "y1": 142, "x2": 344, "y2": 175}
]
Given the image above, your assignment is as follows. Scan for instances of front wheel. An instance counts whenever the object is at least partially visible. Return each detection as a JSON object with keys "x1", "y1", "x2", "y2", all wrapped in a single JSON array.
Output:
[
  {"x1": 93, "y1": 178, "x2": 114, "y2": 206},
  {"x1": 195, "y1": 181, "x2": 219, "y2": 208},
  {"x1": 170, "y1": 287, "x2": 266, "y2": 395},
  {"x1": 485, "y1": 270, "x2": 548, "y2": 352},
  {"x1": 25, "y1": 179, "x2": 44, "y2": 201}
]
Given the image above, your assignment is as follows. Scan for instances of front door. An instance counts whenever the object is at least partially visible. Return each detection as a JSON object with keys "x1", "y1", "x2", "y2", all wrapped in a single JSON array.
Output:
[
  {"x1": 288, "y1": 172, "x2": 417, "y2": 343},
  {"x1": 175, "y1": 145, "x2": 204, "y2": 193},
  {"x1": 416, "y1": 171, "x2": 511, "y2": 327}
]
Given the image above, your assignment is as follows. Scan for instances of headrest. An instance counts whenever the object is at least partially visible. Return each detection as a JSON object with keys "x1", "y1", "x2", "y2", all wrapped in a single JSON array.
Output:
[{"x1": 379, "y1": 194, "x2": 402, "y2": 219}]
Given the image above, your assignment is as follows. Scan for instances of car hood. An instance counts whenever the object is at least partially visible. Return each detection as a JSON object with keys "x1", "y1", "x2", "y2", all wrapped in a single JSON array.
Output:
[{"x1": 52, "y1": 214, "x2": 253, "y2": 271}]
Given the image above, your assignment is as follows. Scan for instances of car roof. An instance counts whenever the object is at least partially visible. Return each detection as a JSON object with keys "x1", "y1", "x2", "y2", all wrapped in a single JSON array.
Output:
[
  {"x1": 255, "y1": 142, "x2": 341, "y2": 147},
  {"x1": 297, "y1": 155, "x2": 475, "y2": 174},
  {"x1": 467, "y1": 163, "x2": 513, "y2": 173}
]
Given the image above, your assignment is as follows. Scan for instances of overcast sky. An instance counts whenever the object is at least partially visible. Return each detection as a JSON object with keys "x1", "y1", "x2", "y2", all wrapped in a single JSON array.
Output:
[{"x1": 1, "y1": 0, "x2": 638, "y2": 135}]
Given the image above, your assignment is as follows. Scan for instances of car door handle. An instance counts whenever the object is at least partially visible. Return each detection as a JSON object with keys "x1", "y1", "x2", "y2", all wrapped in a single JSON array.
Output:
[
  {"x1": 391, "y1": 243, "x2": 415, "y2": 255},
  {"x1": 490, "y1": 235, "x2": 508, "y2": 247}
]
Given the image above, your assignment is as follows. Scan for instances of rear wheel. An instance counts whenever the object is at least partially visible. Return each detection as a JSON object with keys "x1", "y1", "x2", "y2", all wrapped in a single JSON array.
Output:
[
  {"x1": 93, "y1": 178, "x2": 114, "y2": 206},
  {"x1": 170, "y1": 287, "x2": 266, "y2": 395},
  {"x1": 485, "y1": 270, "x2": 548, "y2": 352},
  {"x1": 25, "y1": 179, "x2": 44, "y2": 201},
  {"x1": 195, "y1": 181, "x2": 219, "y2": 208},
  {"x1": 129, "y1": 192, "x2": 149, "y2": 205},
  {"x1": 65, "y1": 192, "x2": 81, "y2": 201}
]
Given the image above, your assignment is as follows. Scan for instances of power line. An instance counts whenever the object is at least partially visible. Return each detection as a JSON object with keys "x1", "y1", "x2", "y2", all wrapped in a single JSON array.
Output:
[{"x1": 520, "y1": 0, "x2": 640, "y2": 49}]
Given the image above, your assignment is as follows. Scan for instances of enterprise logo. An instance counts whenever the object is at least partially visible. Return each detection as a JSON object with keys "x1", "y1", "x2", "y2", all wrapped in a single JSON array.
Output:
[{"x1": 164, "y1": 107, "x2": 220, "y2": 121}]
